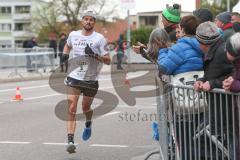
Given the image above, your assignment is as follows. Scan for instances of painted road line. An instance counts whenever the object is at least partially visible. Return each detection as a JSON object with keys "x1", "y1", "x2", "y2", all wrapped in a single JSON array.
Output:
[
  {"x1": 101, "y1": 111, "x2": 120, "y2": 118},
  {"x1": 0, "y1": 85, "x2": 49, "y2": 93},
  {"x1": 89, "y1": 144, "x2": 128, "y2": 148},
  {"x1": 0, "y1": 141, "x2": 31, "y2": 144},
  {"x1": 43, "y1": 142, "x2": 78, "y2": 146},
  {"x1": 24, "y1": 93, "x2": 61, "y2": 101}
]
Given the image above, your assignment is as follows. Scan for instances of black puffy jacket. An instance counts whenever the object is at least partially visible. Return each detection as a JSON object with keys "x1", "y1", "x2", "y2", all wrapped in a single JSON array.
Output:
[{"x1": 201, "y1": 39, "x2": 233, "y2": 89}]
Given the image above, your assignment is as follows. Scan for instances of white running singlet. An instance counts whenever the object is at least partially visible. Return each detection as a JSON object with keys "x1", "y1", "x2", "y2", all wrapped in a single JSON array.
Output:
[{"x1": 66, "y1": 30, "x2": 108, "y2": 81}]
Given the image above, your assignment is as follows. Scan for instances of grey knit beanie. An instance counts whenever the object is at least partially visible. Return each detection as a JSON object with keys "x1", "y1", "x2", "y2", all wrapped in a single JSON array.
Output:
[
  {"x1": 196, "y1": 21, "x2": 221, "y2": 45},
  {"x1": 216, "y1": 12, "x2": 231, "y2": 24}
]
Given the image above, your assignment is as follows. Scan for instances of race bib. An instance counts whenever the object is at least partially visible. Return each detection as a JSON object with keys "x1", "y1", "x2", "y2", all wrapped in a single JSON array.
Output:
[{"x1": 68, "y1": 59, "x2": 89, "y2": 80}]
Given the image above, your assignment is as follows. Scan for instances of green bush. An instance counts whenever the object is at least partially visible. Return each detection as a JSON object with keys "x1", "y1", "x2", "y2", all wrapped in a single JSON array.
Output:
[{"x1": 131, "y1": 27, "x2": 153, "y2": 45}]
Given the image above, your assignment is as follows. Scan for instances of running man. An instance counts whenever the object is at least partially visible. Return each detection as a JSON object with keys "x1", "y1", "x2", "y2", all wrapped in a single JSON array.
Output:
[{"x1": 62, "y1": 11, "x2": 111, "y2": 153}]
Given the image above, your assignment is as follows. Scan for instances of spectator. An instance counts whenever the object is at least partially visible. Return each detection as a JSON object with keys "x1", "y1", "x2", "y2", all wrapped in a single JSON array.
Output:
[
  {"x1": 194, "y1": 21, "x2": 233, "y2": 91},
  {"x1": 161, "y1": 4, "x2": 181, "y2": 43},
  {"x1": 194, "y1": 21, "x2": 234, "y2": 159},
  {"x1": 158, "y1": 15, "x2": 203, "y2": 160},
  {"x1": 175, "y1": 25, "x2": 182, "y2": 40},
  {"x1": 116, "y1": 34, "x2": 124, "y2": 70},
  {"x1": 58, "y1": 33, "x2": 68, "y2": 72},
  {"x1": 223, "y1": 33, "x2": 240, "y2": 92},
  {"x1": 215, "y1": 11, "x2": 235, "y2": 41},
  {"x1": 233, "y1": 21, "x2": 240, "y2": 32},
  {"x1": 158, "y1": 15, "x2": 203, "y2": 75},
  {"x1": 231, "y1": 12, "x2": 240, "y2": 23},
  {"x1": 193, "y1": 8, "x2": 213, "y2": 23},
  {"x1": 132, "y1": 4, "x2": 180, "y2": 55},
  {"x1": 49, "y1": 33, "x2": 57, "y2": 71},
  {"x1": 222, "y1": 32, "x2": 240, "y2": 160},
  {"x1": 132, "y1": 28, "x2": 170, "y2": 63},
  {"x1": 25, "y1": 37, "x2": 38, "y2": 72}
]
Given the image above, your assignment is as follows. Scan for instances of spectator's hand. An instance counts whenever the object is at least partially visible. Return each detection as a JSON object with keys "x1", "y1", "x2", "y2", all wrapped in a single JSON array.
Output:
[
  {"x1": 223, "y1": 76, "x2": 234, "y2": 91},
  {"x1": 62, "y1": 54, "x2": 69, "y2": 63},
  {"x1": 202, "y1": 81, "x2": 211, "y2": 91},
  {"x1": 85, "y1": 44, "x2": 98, "y2": 59},
  {"x1": 132, "y1": 42, "x2": 146, "y2": 54},
  {"x1": 193, "y1": 81, "x2": 203, "y2": 91}
]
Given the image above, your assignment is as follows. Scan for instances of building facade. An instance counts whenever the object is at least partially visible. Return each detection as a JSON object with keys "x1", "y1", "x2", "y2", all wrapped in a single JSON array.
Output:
[
  {"x1": 0, "y1": 0, "x2": 42, "y2": 48},
  {"x1": 129, "y1": 11, "x2": 192, "y2": 29}
]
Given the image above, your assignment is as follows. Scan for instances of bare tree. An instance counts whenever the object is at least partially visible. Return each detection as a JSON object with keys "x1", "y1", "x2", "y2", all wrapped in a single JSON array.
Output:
[
  {"x1": 32, "y1": 3, "x2": 60, "y2": 34},
  {"x1": 32, "y1": 0, "x2": 119, "y2": 32}
]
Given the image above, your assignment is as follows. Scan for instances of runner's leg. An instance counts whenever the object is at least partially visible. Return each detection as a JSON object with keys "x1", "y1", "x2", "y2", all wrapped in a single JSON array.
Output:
[
  {"x1": 66, "y1": 86, "x2": 80, "y2": 153},
  {"x1": 82, "y1": 95, "x2": 94, "y2": 141},
  {"x1": 67, "y1": 86, "x2": 81, "y2": 134}
]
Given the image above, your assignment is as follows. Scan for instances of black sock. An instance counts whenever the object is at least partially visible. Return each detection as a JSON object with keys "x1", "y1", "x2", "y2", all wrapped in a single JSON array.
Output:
[
  {"x1": 68, "y1": 134, "x2": 74, "y2": 143},
  {"x1": 85, "y1": 121, "x2": 92, "y2": 128}
]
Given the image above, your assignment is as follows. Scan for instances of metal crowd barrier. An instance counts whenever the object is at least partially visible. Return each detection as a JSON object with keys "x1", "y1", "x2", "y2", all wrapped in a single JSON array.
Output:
[
  {"x1": 0, "y1": 47, "x2": 55, "y2": 78},
  {"x1": 156, "y1": 76, "x2": 240, "y2": 160}
]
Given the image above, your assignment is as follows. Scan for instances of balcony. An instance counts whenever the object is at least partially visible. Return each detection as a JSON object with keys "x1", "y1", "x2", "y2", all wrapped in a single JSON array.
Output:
[
  {"x1": 13, "y1": 13, "x2": 31, "y2": 21},
  {"x1": 0, "y1": 32, "x2": 11, "y2": 37},
  {"x1": 12, "y1": 30, "x2": 32, "y2": 37},
  {"x1": 0, "y1": 14, "x2": 12, "y2": 20}
]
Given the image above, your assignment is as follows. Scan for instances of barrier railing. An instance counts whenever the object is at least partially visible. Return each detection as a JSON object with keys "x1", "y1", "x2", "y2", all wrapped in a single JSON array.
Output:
[
  {"x1": 0, "y1": 47, "x2": 55, "y2": 78},
  {"x1": 156, "y1": 76, "x2": 240, "y2": 160}
]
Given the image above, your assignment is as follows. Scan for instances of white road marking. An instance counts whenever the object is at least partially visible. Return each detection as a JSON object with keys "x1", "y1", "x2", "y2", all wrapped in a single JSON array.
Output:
[
  {"x1": 89, "y1": 144, "x2": 128, "y2": 148},
  {"x1": 0, "y1": 141, "x2": 31, "y2": 144},
  {"x1": 24, "y1": 93, "x2": 61, "y2": 101},
  {"x1": 0, "y1": 85, "x2": 49, "y2": 93},
  {"x1": 0, "y1": 71, "x2": 148, "y2": 93},
  {"x1": 43, "y1": 142, "x2": 78, "y2": 146},
  {"x1": 101, "y1": 111, "x2": 120, "y2": 117}
]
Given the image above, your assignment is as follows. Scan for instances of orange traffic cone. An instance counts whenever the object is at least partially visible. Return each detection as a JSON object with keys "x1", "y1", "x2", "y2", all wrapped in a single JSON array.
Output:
[
  {"x1": 124, "y1": 73, "x2": 130, "y2": 85},
  {"x1": 12, "y1": 87, "x2": 23, "y2": 101}
]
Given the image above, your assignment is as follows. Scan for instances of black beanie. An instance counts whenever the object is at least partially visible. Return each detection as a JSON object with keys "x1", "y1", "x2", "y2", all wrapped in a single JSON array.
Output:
[{"x1": 193, "y1": 8, "x2": 213, "y2": 23}]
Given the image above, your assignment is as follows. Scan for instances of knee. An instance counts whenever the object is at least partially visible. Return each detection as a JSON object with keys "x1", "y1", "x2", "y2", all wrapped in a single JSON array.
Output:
[
  {"x1": 69, "y1": 103, "x2": 77, "y2": 114},
  {"x1": 82, "y1": 105, "x2": 91, "y2": 113}
]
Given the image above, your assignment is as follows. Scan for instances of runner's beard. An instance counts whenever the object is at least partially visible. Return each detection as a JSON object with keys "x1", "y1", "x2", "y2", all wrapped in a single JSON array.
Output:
[{"x1": 83, "y1": 24, "x2": 94, "y2": 31}]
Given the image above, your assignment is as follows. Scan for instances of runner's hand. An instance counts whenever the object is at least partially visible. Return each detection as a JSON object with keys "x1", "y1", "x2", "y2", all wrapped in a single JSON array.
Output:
[
  {"x1": 85, "y1": 44, "x2": 98, "y2": 58},
  {"x1": 62, "y1": 54, "x2": 69, "y2": 63}
]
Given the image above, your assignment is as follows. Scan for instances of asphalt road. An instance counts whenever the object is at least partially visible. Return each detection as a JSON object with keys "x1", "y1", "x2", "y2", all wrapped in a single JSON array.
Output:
[{"x1": 0, "y1": 72, "x2": 160, "y2": 160}]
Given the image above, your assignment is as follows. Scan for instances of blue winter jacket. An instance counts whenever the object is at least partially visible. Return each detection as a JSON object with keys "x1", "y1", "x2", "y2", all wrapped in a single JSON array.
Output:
[{"x1": 157, "y1": 37, "x2": 203, "y2": 75}]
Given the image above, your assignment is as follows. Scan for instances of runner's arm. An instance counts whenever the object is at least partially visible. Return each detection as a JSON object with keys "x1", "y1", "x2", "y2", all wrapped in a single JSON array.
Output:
[
  {"x1": 96, "y1": 54, "x2": 111, "y2": 65},
  {"x1": 62, "y1": 44, "x2": 72, "y2": 62},
  {"x1": 63, "y1": 43, "x2": 72, "y2": 55}
]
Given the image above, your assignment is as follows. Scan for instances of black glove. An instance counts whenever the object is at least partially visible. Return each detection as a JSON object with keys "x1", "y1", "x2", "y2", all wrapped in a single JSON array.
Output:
[
  {"x1": 85, "y1": 44, "x2": 98, "y2": 58},
  {"x1": 62, "y1": 54, "x2": 69, "y2": 63},
  {"x1": 54, "y1": 53, "x2": 57, "y2": 59}
]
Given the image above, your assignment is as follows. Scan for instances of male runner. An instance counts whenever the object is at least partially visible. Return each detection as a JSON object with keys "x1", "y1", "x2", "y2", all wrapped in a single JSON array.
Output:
[{"x1": 62, "y1": 11, "x2": 111, "y2": 153}]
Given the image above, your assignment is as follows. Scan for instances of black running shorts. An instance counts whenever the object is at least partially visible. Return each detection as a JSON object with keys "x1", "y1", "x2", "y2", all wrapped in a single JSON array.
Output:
[{"x1": 65, "y1": 77, "x2": 99, "y2": 97}]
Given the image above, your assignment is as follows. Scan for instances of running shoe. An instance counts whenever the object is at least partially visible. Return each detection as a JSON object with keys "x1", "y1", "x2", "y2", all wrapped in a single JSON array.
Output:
[
  {"x1": 82, "y1": 127, "x2": 92, "y2": 141},
  {"x1": 66, "y1": 142, "x2": 76, "y2": 153}
]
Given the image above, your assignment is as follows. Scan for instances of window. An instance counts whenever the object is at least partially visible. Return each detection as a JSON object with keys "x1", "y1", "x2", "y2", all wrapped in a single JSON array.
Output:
[
  {"x1": 15, "y1": 23, "x2": 23, "y2": 31},
  {"x1": 0, "y1": 7, "x2": 11, "y2": 14},
  {"x1": 145, "y1": 16, "x2": 158, "y2": 26},
  {"x1": 0, "y1": 24, "x2": 11, "y2": 32},
  {"x1": 0, "y1": 40, "x2": 12, "y2": 48},
  {"x1": 15, "y1": 23, "x2": 30, "y2": 31},
  {"x1": 0, "y1": 44, "x2": 12, "y2": 48},
  {"x1": 15, "y1": 6, "x2": 30, "y2": 14}
]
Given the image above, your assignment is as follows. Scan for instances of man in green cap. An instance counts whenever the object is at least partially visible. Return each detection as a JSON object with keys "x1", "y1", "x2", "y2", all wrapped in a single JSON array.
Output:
[{"x1": 162, "y1": 4, "x2": 181, "y2": 42}]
